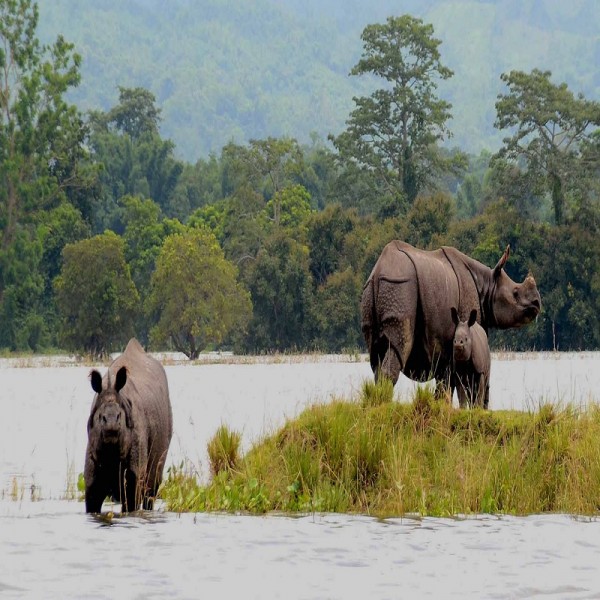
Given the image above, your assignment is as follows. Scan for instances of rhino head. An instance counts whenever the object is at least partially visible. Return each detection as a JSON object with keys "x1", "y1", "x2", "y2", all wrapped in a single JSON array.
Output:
[
  {"x1": 88, "y1": 366, "x2": 133, "y2": 456},
  {"x1": 489, "y1": 246, "x2": 541, "y2": 329},
  {"x1": 452, "y1": 307, "x2": 477, "y2": 363}
]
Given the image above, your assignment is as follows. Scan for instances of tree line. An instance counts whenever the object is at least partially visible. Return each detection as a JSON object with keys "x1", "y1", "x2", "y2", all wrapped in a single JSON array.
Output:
[{"x1": 2, "y1": 3, "x2": 600, "y2": 357}]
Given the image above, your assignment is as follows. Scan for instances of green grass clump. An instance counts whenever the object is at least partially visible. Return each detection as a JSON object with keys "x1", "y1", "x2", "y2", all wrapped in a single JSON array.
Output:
[
  {"x1": 207, "y1": 425, "x2": 242, "y2": 476},
  {"x1": 161, "y1": 386, "x2": 600, "y2": 517},
  {"x1": 360, "y1": 377, "x2": 395, "y2": 407}
]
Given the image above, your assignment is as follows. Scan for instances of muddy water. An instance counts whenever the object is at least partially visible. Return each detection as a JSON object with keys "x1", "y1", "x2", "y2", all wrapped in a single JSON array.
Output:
[{"x1": 1, "y1": 353, "x2": 600, "y2": 598}]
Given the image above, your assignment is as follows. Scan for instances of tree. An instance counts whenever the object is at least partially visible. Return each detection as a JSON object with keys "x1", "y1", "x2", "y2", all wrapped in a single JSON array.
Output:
[
  {"x1": 494, "y1": 69, "x2": 600, "y2": 226},
  {"x1": 307, "y1": 204, "x2": 359, "y2": 285},
  {"x1": 87, "y1": 87, "x2": 183, "y2": 228},
  {"x1": 221, "y1": 137, "x2": 304, "y2": 199},
  {"x1": 405, "y1": 192, "x2": 454, "y2": 249},
  {"x1": 244, "y1": 232, "x2": 314, "y2": 352},
  {"x1": 0, "y1": 0, "x2": 88, "y2": 248},
  {"x1": 147, "y1": 228, "x2": 252, "y2": 359},
  {"x1": 120, "y1": 195, "x2": 184, "y2": 345},
  {"x1": 314, "y1": 268, "x2": 362, "y2": 352},
  {"x1": 0, "y1": 0, "x2": 93, "y2": 350},
  {"x1": 263, "y1": 184, "x2": 313, "y2": 240},
  {"x1": 330, "y1": 15, "x2": 464, "y2": 214},
  {"x1": 54, "y1": 232, "x2": 139, "y2": 357},
  {"x1": 105, "y1": 86, "x2": 161, "y2": 141}
]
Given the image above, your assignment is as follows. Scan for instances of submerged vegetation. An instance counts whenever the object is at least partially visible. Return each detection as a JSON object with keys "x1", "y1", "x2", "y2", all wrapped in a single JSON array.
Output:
[{"x1": 160, "y1": 384, "x2": 600, "y2": 517}]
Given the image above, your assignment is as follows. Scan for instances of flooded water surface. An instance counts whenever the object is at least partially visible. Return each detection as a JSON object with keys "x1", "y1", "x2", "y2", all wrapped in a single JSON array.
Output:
[{"x1": 2, "y1": 353, "x2": 600, "y2": 598}]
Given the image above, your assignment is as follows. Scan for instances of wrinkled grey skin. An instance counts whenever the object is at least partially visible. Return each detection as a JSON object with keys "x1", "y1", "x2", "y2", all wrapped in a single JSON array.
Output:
[
  {"x1": 452, "y1": 308, "x2": 490, "y2": 409},
  {"x1": 361, "y1": 241, "x2": 541, "y2": 393},
  {"x1": 84, "y1": 338, "x2": 173, "y2": 513}
]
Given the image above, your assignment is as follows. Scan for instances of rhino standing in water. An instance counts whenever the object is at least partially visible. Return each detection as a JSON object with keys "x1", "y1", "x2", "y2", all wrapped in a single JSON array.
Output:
[
  {"x1": 451, "y1": 308, "x2": 491, "y2": 409},
  {"x1": 84, "y1": 338, "x2": 173, "y2": 513},
  {"x1": 361, "y1": 241, "x2": 541, "y2": 394}
]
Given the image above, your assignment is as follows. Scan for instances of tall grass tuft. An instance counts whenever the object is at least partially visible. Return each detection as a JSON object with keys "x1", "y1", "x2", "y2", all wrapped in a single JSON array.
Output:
[
  {"x1": 161, "y1": 388, "x2": 600, "y2": 517},
  {"x1": 360, "y1": 377, "x2": 395, "y2": 407},
  {"x1": 207, "y1": 425, "x2": 242, "y2": 476}
]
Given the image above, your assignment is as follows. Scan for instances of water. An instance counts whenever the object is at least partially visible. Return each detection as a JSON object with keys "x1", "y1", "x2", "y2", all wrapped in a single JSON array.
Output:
[{"x1": 1, "y1": 352, "x2": 600, "y2": 599}]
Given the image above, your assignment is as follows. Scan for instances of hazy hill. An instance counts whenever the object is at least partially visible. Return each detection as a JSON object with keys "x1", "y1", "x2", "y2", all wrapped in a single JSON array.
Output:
[{"x1": 37, "y1": 0, "x2": 600, "y2": 162}]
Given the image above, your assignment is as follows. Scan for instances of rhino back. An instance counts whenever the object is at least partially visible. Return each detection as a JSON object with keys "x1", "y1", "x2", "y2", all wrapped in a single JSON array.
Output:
[{"x1": 108, "y1": 339, "x2": 173, "y2": 475}]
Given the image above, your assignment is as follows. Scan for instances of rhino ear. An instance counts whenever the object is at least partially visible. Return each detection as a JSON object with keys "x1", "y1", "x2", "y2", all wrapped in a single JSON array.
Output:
[
  {"x1": 468, "y1": 309, "x2": 477, "y2": 327},
  {"x1": 451, "y1": 307, "x2": 459, "y2": 326},
  {"x1": 90, "y1": 370, "x2": 103, "y2": 394},
  {"x1": 493, "y1": 245, "x2": 510, "y2": 278},
  {"x1": 115, "y1": 366, "x2": 127, "y2": 393}
]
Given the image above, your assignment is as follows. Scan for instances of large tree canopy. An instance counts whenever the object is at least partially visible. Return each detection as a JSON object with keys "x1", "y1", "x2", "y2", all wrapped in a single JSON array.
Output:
[
  {"x1": 148, "y1": 227, "x2": 252, "y2": 359},
  {"x1": 331, "y1": 15, "x2": 465, "y2": 215},
  {"x1": 494, "y1": 69, "x2": 600, "y2": 226},
  {"x1": 54, "y1": 231, "x2": 139, "y2": 358},
  {"x1": 0, "y1": 0, "x2": 93, "y2": 349}
]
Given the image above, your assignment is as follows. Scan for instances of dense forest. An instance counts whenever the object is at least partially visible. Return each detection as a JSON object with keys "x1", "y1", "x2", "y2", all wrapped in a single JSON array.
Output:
[
  {"x1": 35, "y1": 0, "x2": 600, "y2": 161},
  {"x1": 1, "y1": 1, "x2": 600, "y2": 358}
]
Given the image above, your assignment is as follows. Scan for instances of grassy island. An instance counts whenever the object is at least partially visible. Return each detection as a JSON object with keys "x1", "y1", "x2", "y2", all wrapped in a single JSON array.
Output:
[{"x1": 160, "y1": 382, "x2": 600, "y2": 517}]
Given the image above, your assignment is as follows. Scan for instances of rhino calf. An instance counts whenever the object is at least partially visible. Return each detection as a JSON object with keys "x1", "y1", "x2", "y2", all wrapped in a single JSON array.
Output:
[
  {"x1": 84, "y1": 338, "x2": 173, "y2": 513},
  {"x1": 451, "y1": 308, "x2": 491, "y2": 409}
]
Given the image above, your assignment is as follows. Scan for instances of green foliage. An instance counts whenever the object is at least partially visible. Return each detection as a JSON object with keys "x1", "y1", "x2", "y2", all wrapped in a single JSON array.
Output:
[
  {"x1": 307, "y1": 204, "x2": 360, "y2": 285},
  {"x1": 0, "y1": 230, "x2": 46, "y2": 351},
  {"x1": 148, "y1": 227, "x2": 252, "y2": 358},
  {"x1": 221, "y1": 137, "x2": 304, "y2": 199},
  {"x1": 405, "y1": 192, "x2": 454, "y2": 248},
  {"x1": 331, "y1": 15, "x2": 465, "y2": 213},
  {"x1": 0, "y1": 0, "x2": 93, "y2": 351},
  {"x1": 0, "y1": 0, "x2": 87, "y2": 244},
  {"x1": 494, "y1": 69, "x2": 600, "y2": 226},
  {"x1": 54, "y1": 231, "x2": 139, "y2": 357},
  {"x1": 314, "y1": 268, "x2": 362, "y2": 352},
  {"x1": 263, "y1": 184, "x2": 313, "y2": 240},
  {"x1": 87, "y1": 87, "x2": 184, "y2": 229},
  {"x1": 243, "y1": 232, "x2": 314, "y2": 351}
]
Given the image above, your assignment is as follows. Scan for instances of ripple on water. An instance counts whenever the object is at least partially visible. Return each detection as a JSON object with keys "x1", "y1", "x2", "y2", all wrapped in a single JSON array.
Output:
[{"x1": 0, "y1": 507, "x2": 600, "y2": 599}]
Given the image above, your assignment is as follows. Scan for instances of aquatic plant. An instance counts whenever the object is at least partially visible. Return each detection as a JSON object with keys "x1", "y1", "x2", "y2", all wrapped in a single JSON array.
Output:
[{"x1": 161, "y1": 386, "x2": 600, "y2": 517}]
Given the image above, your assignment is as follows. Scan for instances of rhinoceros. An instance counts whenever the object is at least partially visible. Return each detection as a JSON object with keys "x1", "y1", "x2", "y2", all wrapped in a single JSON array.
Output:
[
  {"x1": 361, "y1": 241, "x2": 541, "y2": 394},
  {"x1": 84, "y1": 338, "x2": 173, "y2": 513},
  {"x1": 451, "y1": 307, "x2": 490, "y2": 409}
]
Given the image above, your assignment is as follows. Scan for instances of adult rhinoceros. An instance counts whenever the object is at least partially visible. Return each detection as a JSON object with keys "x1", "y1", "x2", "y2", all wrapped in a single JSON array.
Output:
[
  {"x1": 361, "y1": 241, "x2": 541, "y2": 394},
  {"x1": 84, "y1": 338, "x2": 173, "y2": 513}
]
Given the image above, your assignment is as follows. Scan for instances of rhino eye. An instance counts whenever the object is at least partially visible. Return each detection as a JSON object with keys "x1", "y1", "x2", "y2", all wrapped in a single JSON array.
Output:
[{"x1": 513, "y1": 288, "x2": 519, "y2": 300}]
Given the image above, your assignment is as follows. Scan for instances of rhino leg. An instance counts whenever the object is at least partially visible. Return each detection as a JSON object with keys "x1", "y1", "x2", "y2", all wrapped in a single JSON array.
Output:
[
  {"x1": 376, "y1": 276, "x2": 417, "y2": 384},
  {"x1": 480, "y1": 376, "x2": 490, "y2": 410},
  {"x1": 121, "y1": 469, "x2": 139, "y2": 513},
  {"x1": 454, "y1": 373, "x2": 470, "y2": 408},
  {"x1": 85, "y1": 481, "x2": 106, "y2": 514}
]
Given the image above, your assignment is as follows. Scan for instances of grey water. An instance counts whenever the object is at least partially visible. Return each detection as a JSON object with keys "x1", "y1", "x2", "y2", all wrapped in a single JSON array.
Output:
[{"x1": 2, "y1": 353, "x2": 600, "y2": 599}]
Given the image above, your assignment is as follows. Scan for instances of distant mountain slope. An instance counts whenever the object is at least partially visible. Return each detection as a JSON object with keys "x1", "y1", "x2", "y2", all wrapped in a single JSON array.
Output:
[{"x1": 37, "y1": 0, "x2": 600, "y2": 161}]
